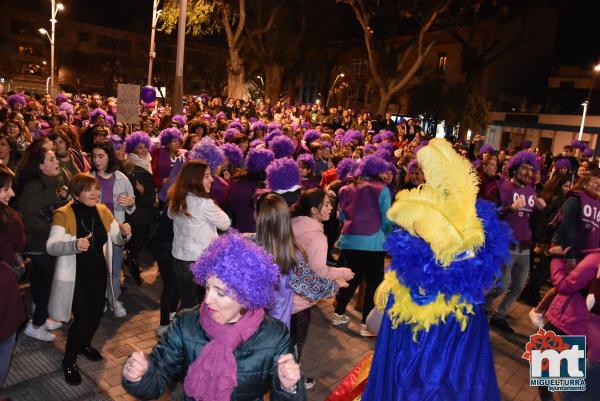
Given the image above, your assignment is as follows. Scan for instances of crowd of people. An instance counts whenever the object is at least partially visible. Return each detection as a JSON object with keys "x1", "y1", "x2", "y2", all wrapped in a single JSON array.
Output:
[{"x1": 0, "y1": 90, "x2": 598, "y2": 401}]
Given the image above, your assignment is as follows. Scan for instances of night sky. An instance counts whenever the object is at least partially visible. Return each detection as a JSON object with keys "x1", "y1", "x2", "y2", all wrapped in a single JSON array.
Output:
[{"x1": 12, "y1": 0, "x2": 600, "y2": 67}]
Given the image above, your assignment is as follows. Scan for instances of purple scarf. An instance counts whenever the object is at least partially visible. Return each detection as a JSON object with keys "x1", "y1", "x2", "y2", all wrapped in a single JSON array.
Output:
[{"x1": 183, "y1": 303, "x2": 265, "y2": 401}]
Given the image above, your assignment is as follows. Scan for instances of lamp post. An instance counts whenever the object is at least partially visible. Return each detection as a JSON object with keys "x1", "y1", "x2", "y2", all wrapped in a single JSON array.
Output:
[
  {"x1": 147, "y1": 0, "x2": 162, "y2": 86},
  {"x1": 579, "y1": 63, "x2": 600, "y2": 140},
  {"x1": 326, "y1": 72, "x2": 344, "y2": 107},
  {"x1": 38, "y1": 0, "x2": 63, "y2": 97}
]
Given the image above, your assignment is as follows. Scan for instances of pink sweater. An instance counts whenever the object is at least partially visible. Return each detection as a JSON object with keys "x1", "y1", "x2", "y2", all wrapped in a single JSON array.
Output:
[
  {"x1": 546, "y1": 250, "x2": 600, "y2": 362},
  {"x1": 291, "y1": 216, "x2": 346, "y2": 313}
]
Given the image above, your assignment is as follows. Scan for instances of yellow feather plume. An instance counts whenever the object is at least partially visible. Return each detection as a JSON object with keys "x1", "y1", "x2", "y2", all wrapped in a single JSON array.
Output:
[{"x1": 388, "y1": 138, "x2": 484, "y2": 266}]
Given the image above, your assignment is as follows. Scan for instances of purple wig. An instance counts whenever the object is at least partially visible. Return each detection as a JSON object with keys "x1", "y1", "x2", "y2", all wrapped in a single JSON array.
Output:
[
  {"x1": 374, "y1": 148, "x2": 393, "y2": 162},
  {"x1": 125, "y1": 131, "x2": 152, "y2": 154},
  {"x1": 342, "y1": 129, "x2": 364, "y2": 146},
  {"x1": 105, "y1": 114, "x2": 115, "y2": 129},
  {"x1": 250, "y1": 139, "x2": 265, "y2": 149},
  {"x1": 303, "y1": 129, "x2": 321, "y2": 144},
  {"x1": 215, "y1": 111, "x2": 226, "y2": 120},
  {"x1": 334, "y1": 128, "x2": 345, "y2": 140},
  {"x1": 59, "y1": 102, "x2": 74, "y2": 116},
  {"x1": 478, "y1": 143, "x2": 494, "y2": 157},
  {"x1": 583, "y1": 148, "x2": 594, "y2": 158},
  {"x1": 554, "y1": 158, "x2": 573, "y2": 171},
  {"x1": 571, "y1": 139, "x2": 587, "y2": 150},
  {"x1": 379, "y1": 130, "x2": 395, "y2": 141},
  {"x1": 108, "y1": 134, "x2": 124, "y2": 150},
  {"x1": 321, "y1": 140, "x2": 332, "y2": 149},
  {"x1": 55, "y1": 93, "x2": 68, "y2": 104},
  {"x1": 297, "y1": 153, "x2": 317, "y2": 173},
  {"x1": 251, "y1": 120, "x2": 267, "y2": 132},
  {"x1": 246, "y1": 148, "x2": 275, "y2": 173},
  {"x1": 221, "y1": 143, "x2": 244, "y2": 166},
  {"x1": 224, "y1": 128, "x2": 241, "y2": 143},
  {"x1": 200, "y1": 93, "x2": 209, "y2": 102},
  {"x1": 407, "y1": 159, "x2": 420, "y2": 172},
  {"x1": 507, "y1": 150, "x2": 540, "y2": 172},
  {"x1": 189, "y1": 141, "x2": 225, "y2": 173},
  {"x1": 264, "y1": 129, "x2": 283, "y2": 146},
  {"x1": 269, "y1": 135, "x2": 295, "y2": 159},
  {"x1": 7, "y1": 94, "x2": 26, "y2": 108},
  {"x1": 228, "y1": 121, "x2": 244, "y2": 133},
  {"x1": 300, "y1": 121, "x2": 312, "y2": 129},
  {"x1": 364, "y1": 144, "x2": 377, "y2": 155},
  {"x1": 171, "y1": 114, "x2": 186, "y2": 128},
  {"x1": 159, "y1": 127, "x2": 184, "y2": 147},
  {"x1": 521, "y1": 140, "x2": 532, "y2": 150},
  {"x1": 90, "y1": 108, "x2": 108, "y2": 124},
  {"x1": 357, "y1": 155, "x2": 389, "y2": 177},
  {"x1": 336, "y1": 158, "x2": 358, "y2": 180},
  {"x1": 267, "y1": 158, "x2": 301, "y2": 192},
  {"x1": 190, "y1": 231, "x2": 279, "y2": 309},
  {"x1": 267, "y1": 122, "x2": 282, "y2": 133},
  {"x1": 372, "y1": 133, "x2": 383, "y2": 144}
]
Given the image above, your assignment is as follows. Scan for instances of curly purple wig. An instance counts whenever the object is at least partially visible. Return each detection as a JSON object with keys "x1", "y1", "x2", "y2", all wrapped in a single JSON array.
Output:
[
  {"x1": 571, "y1": 139, "x2": 587, "y2": 150},
  {"x1": 90, "y1": 108, "x2": 108, "y2": 124},
  {"x1": 299, "y1": 121, "x2": 311, "y2": 130},
  {"x1": 364, "y1": 144, "x2": 377, "y2": 155},
  {"x1": 55, "y1": 93, "x2": 68, "y2": 104},
  {"x1": 171, "y1": 114, "x2": 186, "y2": 128},
  {"x1": 59, "y1": 102, "x2": 74, "y2": 116},
  {"x1": 105, "y1": 114, "x2": 115, "y2": 129},
  {"x1": 555, "y1": 158, "x2": 573, "y2": 171},
  {"x1": 125, "y1": 131, "x2": 152, "y2": 154},
  {"x1": 228, "y1": 121, "x2": 244, "y2": 133},
  {"x1": 159, "y1": 127, "x2": 184, "y2": 147},
  {"x1": 583, "y1": 148, "x2": 594, "y2": 158},
  {"x1": 336, "y1": 158, "x2": 358, "y2": 180},
  {"x1": 374, "y1": 148, "x2": 393, "y2": 162},
  {"x1": 342, "y1": 129, "x2": 363, "y2": 146},
  {"x1": 303, "y1": 129, "x2": 321, "y2": 144},
  {"x1": 221, "y1": 143, "x2": 244, "y2": 166},
  {"x1": 379, "y1": 130, "x2": 395, "y2": 141},
  {"x1": 507, "y1": 150, "x2": 540, "y2": 173},
  {"x1": 297, "y1": 153, "x2": 317, "y2": 173},
  {"x1": 108, "y1": 134, "x2": 124, "y2": 150},
  {"x1": 7, "y1": 94, "x2": 26, "y2": 108},
  {"x1": 267, "y1": 121, "x2": 282, "y2": 133},
  {"x1": 251, "y1": 120, "x2": 267, "y2": 132},
  {"x1": 224, "y1": 128, "x2": 241, "y2": 143},
  {"x1": 189, "y1": 140, "x2": 225, "y2": 173},
  {"x1": 372, "y1": 133, "x2": 383, "y2": 144},
  {"x1": 215, "y1": 111, "x2": 226, "y2": 121},
  {"x1": 264, "y1": 129, "x2": 283, "y2": 146},
  {"x1": 246, "y1": 148, "x2": 275, "y2": 173},
  {"x1": 266, "y1": 158, "x2": 301, "y2": 192},
  {"x1": 269, "y1": 135, "x2": 295, "y2": 159},
  {"x1": 190, "y1": 231, "x2": 280, "y2": 309},
  {"x1": 478, "y1": 143, "x2": 494, "y2": 157},
  {"x1": 357, "y1": 155, "x2": 389, "y2": 177}
]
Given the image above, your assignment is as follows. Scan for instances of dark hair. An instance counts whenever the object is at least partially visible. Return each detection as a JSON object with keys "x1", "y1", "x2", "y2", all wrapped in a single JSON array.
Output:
[
  {"x1": 0, "y1": 133, "x2": 18, "y2": 155},
  {"x1": 91, "y1": 140, "x2": 118, "y2": 173},
  {"x1": 291, "y1": 188, "x2": 328, "y2": 217},
  {"x1": 168, "y1": 160, "x2": 210, "y2": 216},
  {"x1": 48, "y1": 130, "x2": 72, "y2": 149},
  {"x1": 68, "y1": 173, "x2": 99, "y2": 197},
  {"x1": 0, "y1": 164, "x2": 16, "y2": 224},
  {"x1": 541, "y1": 174, "x2": 571, "y2": 203},
  {"x1": 14, "y1": 138, "x2": 53, "y2": 195}
]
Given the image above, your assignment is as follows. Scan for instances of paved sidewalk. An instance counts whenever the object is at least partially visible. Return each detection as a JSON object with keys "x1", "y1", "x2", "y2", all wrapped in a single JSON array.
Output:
[{"x1": 1, "y1": 264, "x2": 546, "y2": 401}]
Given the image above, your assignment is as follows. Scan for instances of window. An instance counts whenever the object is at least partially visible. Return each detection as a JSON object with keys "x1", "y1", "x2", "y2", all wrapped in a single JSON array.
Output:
[
  {"x1": 559, "y1": 80, "x2": 575, "y2": 88},
  {"x1": 437, "y1": 52, "x2": 447, "y2": 73},
  {"x1": 18, "y1": 46, "x2": 34, "y2": 56},
  {"x1": 97, "y1": 35, "x2": 132, "y2": 53}
]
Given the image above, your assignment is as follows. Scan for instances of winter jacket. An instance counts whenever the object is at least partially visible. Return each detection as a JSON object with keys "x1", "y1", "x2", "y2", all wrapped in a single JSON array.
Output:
[
  {"x1": 91, "y1": 170, "x2": 135, "y2": 224},
  {"x1": 122, "y1": 308, "x2": 306, "y2": 401},
  {"x1": 46, "y1": 202, "x2": 128, "y2": 322},
  {"x1": 545, "y1": 250, "x2": 600, "y2": 362},
  {"x1": 168, "y1": 195, "x2": 231, "y2": 261}
]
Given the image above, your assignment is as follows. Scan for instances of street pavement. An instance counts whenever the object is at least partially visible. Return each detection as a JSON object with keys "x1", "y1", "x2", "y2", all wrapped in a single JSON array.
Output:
[{"x1": 1, "y1": 264, "x2": 545, "y2": 401}]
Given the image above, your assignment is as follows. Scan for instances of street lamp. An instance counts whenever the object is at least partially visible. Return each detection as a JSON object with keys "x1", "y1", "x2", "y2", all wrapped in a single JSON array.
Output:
[
  {"x1": 326, "y1": 73, "x2": 345, "y2": 107},
  {"x1": 147, "y1": 0, "x2": 162, "y2": 86},
  {"x1": 256, "y1": 75, "x2": 264, "y2": 87},
  {"x1": 39, "y1": 0, "x2": 64, "y2": 96},
  {"x1": 579, "y1": 63, "x2": 600, "y2": 140}
]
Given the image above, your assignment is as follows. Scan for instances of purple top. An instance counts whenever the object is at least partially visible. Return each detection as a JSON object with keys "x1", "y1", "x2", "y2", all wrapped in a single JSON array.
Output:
[
  {"x1": 498, "y1": 179, "x2": 536, "y2": 242},
  {"x1": 229, "y1": 178, "x2": 259, "y2": 233},
  {"x1": 96, "y1": 173, "x2": 116, "y2": 213},
  {"x1": 209, "y1": 176, "x2": 230, "y2": 208},
  {"x1": 574, "y1": 190, "x2": 600, "y2": 252},
  {"x1": 339, "y1": 179, "x2": 386, "y2": 236}
]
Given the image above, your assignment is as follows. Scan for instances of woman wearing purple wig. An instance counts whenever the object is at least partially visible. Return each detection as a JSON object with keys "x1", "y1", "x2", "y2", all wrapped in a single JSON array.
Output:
[{"x1": 122, "y1": 232, "x2": 306, "y2": 401}]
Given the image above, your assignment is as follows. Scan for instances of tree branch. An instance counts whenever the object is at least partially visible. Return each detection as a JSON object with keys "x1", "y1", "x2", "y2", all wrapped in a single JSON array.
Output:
[
  {"x1": 246, "y1": 0, "x2": 283, "y2": 40},
  {"x1": 232, "y1": 0, "x2": 246, "y2": 47}
]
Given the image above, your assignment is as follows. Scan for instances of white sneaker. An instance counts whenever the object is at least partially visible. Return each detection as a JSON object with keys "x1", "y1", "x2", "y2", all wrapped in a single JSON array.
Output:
[
  {"x1": 529, "y1": 308, "x2": 544, "y2": 328},
  {"x1": 112, "y1": 301, "x2": 126, "y2": 318},
  {"x1": 331, "y1": 313, "x2": 350, "y2": 326},
  {"x1": 24, "y1": 322, "x2": 56, "y2": 342},
  {"x1": 359, "y1": 324, "x2": 377, "y2": 337},
  {"x1": 45, "y1": 319, "x2": 62, "y2": 331},
  {"x1": 156, "y1": 325, "x2": 168, "y2": 337}
]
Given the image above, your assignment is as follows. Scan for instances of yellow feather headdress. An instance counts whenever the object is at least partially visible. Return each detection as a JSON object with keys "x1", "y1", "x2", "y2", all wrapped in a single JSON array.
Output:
[{"x1": 387, "y1": 138, "x2": 484, "y2": 266}]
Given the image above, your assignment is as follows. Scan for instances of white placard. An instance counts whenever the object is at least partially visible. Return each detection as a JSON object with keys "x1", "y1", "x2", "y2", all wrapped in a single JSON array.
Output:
[{"x1": 117, "y1": 84, "x2": 140, "y2": 124}]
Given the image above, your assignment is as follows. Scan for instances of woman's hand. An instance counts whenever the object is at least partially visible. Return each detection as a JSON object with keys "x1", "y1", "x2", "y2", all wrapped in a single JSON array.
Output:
[
  {"x1": 117, "y1": 194, "x2": 135, "y2": 207},
  {"x1": 135, "y1": 181, "x2": 145, "y2": 195},
  {"x1": 336, "y1": 278, "x2": 350, "y2": 288},
  {"x1": 76, "y1": 234, "x2": 92, "y2": 252},
  {"x1": 337, "y1": 267, "x2": 355, "y2": 281},
  {"x1": 276, "y1": 354, "x2": 301, "y2": 391},
  {"x1": 119, "y1": 223, "x2": 132, "y2": 237},
  {"x1": 123, "y1": 351, "x2": 148, "y2": 383}
]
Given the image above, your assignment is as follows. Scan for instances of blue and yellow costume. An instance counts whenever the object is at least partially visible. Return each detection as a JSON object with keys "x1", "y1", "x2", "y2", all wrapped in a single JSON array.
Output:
[{"x1": 362, "y1": 139, "x2": 512, "y2": 401}]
